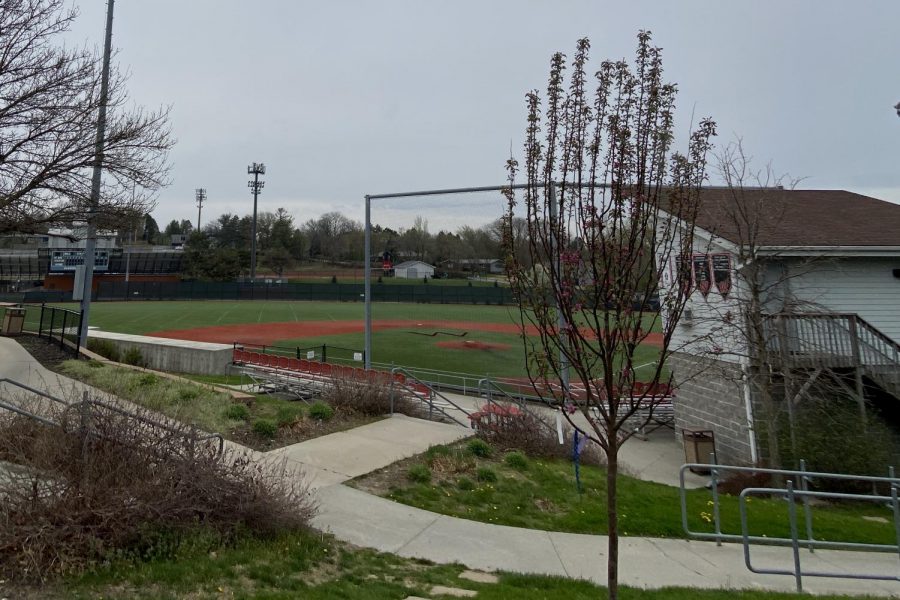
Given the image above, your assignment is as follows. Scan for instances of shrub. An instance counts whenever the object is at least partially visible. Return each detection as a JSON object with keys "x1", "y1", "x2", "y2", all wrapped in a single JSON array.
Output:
[
  {"x1": 308, "y1": 401, "x2": 334, "y2": 421},
  {"x1": 467, "y1": 438, "x2": 493, "y2": 458},
  {"x1": 407, "y1": 463, "x2": 431, "y2": 484},
  {"x1": 137, "y1": 373, "x2": 157, "y2": 387},
  {"x1": 430, "y1": 449, "x2": 476, "y2": 475},
  {"x1": 331, "y1": 275, "x2": 337, "y2": 284},
  {"x1": 321, "y1": 378, "x2": 403, "y2": 417},
  {"x1": 178, "y1": 387, "x2": 199, "y2": 401},
  {"x1": 252, "y1": 419, "x2": 278, "y2": 439},
  {"x1": 276, "y1": 405, "x2": 303, "y2": 427},
  {"x1": 425, "y1": 444, "x2": 452, "y2": 460},
  {"x1": 121, "y1": 347, "x2": 145, "y2": 367},
  {"x1": 0, "y1": 404, "x2": 315, "y2": 582},
  {"x1": 86, "y1": 338, "x2": 120, "y2": 362},
  {"x1": 475, "y1": 403, "x2": 603, "y2": 465},
  {"x1": 503, "y1": 451, "x2": 529, "y2": 470},
  {"x1": 223, "y1": 404, "x2": 250, "y2": 421},
  {"x1": 476, "y1": 467, "x2": 498, "y2": 483},
  {"x1": 456, "y1": 476, "x2": 475, "y2": 491}
]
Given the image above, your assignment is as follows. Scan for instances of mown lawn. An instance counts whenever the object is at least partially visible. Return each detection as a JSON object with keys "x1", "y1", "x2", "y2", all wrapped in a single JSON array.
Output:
[
  {"x1": 29, "y1": 528, "x2": 874, "y2": 600},
  {"x1": 353, "y1": 441, "x2": 895, "y2": 545}
]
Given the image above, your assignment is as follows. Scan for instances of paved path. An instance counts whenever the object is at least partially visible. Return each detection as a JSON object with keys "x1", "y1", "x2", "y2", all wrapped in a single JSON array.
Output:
[{"x1": 2, "y1": 336, "x2": 899, "y2": 596}]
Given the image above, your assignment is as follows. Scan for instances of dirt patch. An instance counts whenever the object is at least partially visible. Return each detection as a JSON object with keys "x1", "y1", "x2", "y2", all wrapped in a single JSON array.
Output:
[
  {"x1": 148, "y1": 319, "x2": 664, "y2": 348},
  {"x1": 435, "y1": 340, "x2": 512, "y2": 351}
]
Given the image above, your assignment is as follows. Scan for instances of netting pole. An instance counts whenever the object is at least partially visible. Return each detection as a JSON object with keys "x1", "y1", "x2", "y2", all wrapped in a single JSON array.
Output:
[{"x1": 364, "y1": 194, "x2": 372, "y2": 370}]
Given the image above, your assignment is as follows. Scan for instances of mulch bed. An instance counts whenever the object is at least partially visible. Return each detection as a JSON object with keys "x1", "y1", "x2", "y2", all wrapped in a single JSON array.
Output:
[{"x1": 10, "y1": 334, "x2": 80, "y2": 370}]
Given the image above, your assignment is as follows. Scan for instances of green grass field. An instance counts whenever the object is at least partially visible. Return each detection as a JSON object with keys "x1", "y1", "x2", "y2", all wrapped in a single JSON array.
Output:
[{"x1": 67, "y1": 300, "x2": 661, "y2": 380}]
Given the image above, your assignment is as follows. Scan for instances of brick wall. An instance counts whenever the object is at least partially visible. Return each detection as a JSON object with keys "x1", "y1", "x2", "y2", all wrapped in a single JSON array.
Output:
[{"x1": 669, "y1": 352, "x2": 755, "y2": 466}]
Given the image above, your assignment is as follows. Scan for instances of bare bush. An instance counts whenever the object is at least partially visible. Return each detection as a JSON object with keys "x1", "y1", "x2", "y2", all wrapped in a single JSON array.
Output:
[
  {"x1": 474, "y1": 403, "x2": 604, "y2": 466},
  {"x1": 0, "y1": 401, "x2": 315, "y2": 582},
  {"x1": 322, "y1": 377, "x2": 414, "y2": 417}
]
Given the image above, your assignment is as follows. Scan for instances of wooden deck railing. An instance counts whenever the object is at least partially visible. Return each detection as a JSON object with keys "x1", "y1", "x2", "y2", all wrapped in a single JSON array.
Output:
[{"x1": 762, "y1": 313, "x2": 900, "y2": 395}]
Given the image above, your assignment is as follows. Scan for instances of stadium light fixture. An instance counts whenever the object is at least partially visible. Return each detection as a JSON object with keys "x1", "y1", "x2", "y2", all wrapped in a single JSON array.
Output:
[{"x1": 247, "y1": 162, "x2": 266, "y2": 280}]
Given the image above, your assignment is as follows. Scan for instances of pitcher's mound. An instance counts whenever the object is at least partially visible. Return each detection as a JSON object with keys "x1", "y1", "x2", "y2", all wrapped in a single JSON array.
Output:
[{"x1": 436, "y1": 340, "x2": 511, "y2": 351}]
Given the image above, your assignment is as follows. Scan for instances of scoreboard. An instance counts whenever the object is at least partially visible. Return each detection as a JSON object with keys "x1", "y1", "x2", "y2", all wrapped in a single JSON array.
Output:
[{"x1": 49, "y1": 249, "x2": 110, "y2": 272}]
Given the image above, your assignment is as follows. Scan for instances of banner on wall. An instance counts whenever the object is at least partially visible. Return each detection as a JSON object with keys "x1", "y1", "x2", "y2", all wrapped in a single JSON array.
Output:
[
  {"x1": 692, "y1": 254, "x2": 712, "y2": 298},
  {"x1": 712, "y1": 253, "x2": 732, "y2": 299}
]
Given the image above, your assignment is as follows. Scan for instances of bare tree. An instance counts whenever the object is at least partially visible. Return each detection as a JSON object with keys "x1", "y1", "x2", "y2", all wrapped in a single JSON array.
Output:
[
  {"x1": 502, "y1": 34, "x2": 715, "y2": 599},
  {"x1": 0, "y1": 0, "x2": 173, "y2": 234}
]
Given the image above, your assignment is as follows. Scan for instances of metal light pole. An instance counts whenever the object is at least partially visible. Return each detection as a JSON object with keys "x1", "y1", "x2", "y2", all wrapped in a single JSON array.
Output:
[
  {"x1": 247, "y1": 163, "x2": 265, "y2": 281},
  {"x1": 195, "y1": 188, "x2": 206, "y2": 231},
  {"x1": 78, "y1": 0, "x2": 115, "y2": 348}
]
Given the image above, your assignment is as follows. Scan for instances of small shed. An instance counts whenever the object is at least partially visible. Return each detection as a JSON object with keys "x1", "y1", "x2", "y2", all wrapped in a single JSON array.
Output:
[{"x1": 393, "y1": 260, "x2": 435, "y2": 279}]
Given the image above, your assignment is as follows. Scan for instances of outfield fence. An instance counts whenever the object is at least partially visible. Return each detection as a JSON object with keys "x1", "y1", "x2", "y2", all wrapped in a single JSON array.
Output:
[{"x1": 96, "y1": 280, "x2": 515, "y2": 305}]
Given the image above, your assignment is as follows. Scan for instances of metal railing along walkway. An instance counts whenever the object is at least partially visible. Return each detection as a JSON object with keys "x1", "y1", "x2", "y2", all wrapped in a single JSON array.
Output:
[
  {"x1": 0, "y1": 378, "x2": 224, "y2": 457},
  {"x1": 679, "y1": 460, "x2": 900, "y2": 591}
]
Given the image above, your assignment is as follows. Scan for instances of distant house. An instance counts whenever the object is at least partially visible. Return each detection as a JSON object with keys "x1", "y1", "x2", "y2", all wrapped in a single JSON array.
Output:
[
  {"x1": 393, "y1": 260, "x2": 435, "y2": 279},
  {"x1": 453, "y1": 258, "x2": 504, "y2": 275},
  {"x1": 656, "y1": 189, "x2": 900, "y2": 466}
]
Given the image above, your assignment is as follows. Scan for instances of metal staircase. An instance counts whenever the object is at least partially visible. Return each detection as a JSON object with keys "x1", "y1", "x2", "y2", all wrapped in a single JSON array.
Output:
[{"x1": 764, "y1": 313, "x2": 900, "y2": 401}]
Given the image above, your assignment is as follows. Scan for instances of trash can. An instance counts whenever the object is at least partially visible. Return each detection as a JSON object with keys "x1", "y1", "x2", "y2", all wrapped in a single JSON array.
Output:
[
  {"x1": 1, "y1": 307, "x2": 26, "y2": 335},
  {"x1": 682, "y1": 428, "x2": 717, "y2": 474}
]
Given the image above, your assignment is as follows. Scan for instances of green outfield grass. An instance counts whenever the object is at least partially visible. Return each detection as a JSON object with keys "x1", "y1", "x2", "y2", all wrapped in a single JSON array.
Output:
[{"x1": 73, "y1": 301, "x2": 662, "y2": 380}]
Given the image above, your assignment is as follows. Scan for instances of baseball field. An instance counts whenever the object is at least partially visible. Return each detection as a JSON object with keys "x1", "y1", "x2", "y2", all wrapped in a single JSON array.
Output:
[{"x1": 80, "y1": 300, "x2": 662, "y2": 380}]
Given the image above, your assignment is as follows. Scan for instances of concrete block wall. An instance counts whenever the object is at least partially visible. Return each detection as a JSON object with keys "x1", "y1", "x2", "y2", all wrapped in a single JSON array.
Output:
[
  {"x1": 669, "y1": 352, "x2": 755, "y2": 466},
  {"x1": 87, "y1": 331, "x2": 233, "y2": 376}
]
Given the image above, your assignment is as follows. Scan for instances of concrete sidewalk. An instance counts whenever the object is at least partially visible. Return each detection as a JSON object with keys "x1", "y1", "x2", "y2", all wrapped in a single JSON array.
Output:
[{"x1": 313, "y1": 484, "x2": 900, "y2": 596}]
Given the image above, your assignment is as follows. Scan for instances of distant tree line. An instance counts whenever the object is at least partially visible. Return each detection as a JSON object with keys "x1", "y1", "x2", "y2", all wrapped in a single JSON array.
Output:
[{"x1": 146, "y1": 208, "x2": 528, "y2": 281}]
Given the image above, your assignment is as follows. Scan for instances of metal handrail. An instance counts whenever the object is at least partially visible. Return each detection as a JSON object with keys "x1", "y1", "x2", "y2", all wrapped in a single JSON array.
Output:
[
  {"x1": 389, "y1": 366, "x2": 470, "y2": 428},
  {"x1": 0, "y1": 378, "x2": 225, "y2": 458},
  {"x1": 680, "y1": 461, "x2": 900, "y2": 549},
  {"x1": 740, "y1": 482, "x2": 900, "y2": 592}
]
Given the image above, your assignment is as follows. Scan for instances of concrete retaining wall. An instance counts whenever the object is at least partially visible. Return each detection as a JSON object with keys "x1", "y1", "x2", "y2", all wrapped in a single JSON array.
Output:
[
  {"x1": 87, "y1": 331, "x2": 232, "y2": 376},
  {"x1": 669, "y1": 352, "x2": 755, "y2": 466}
]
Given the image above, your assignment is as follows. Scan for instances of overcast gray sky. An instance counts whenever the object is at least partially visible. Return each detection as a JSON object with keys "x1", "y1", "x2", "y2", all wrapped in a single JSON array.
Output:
[{"x1": 67, "y1": 0, "x2": 900, "y2": 232}]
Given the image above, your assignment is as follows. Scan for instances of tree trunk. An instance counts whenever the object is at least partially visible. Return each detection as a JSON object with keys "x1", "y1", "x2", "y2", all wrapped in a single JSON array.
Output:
[{"x1": 606, "y1": 438, "x2": 619, "y2": 600}]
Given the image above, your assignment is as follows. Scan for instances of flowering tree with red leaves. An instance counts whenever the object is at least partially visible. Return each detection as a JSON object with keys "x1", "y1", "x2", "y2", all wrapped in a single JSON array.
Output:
[{"x1": 502, "y1": 33, "x2": 715, "y2": 598}]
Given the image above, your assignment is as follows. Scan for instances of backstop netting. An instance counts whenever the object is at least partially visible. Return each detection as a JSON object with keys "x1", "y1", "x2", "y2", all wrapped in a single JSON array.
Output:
[{"x1": 366, "y1": 187, "x2": 529, "y2": 394}]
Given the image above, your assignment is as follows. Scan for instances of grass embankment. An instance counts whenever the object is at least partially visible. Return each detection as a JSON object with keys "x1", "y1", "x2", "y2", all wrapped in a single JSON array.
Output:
[
  {"x1": 59, "y1": 360, "x2": 379, "y2": 451},
  {"x1": 40, "y1": 528, "x2": 871, "y2": 599},
  {"x1": 353, "y1": 441, "x2": 895, "y2": 545}
]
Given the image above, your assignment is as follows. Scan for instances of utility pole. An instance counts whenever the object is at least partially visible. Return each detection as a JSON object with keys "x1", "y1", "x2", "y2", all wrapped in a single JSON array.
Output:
[
  {"x1": 78, "y1": 0, "x2": 115, "y2": 348},
  {"x1": 195, "y1": 188, "x2": 206, "y2": 232},
  {"x1": 247, "y1": 163, "x2": 265, "y2": 281}
]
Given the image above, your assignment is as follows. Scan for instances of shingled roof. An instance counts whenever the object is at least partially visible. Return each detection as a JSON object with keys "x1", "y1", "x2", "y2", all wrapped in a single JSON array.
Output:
[{"x1": 689, "y1": 188, "x2": 900, "y2": 248}]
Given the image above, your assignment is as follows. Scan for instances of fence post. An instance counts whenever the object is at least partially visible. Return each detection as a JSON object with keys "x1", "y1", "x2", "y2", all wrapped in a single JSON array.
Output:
[
  {"x1": 891, "y1": 467, "x2": 900, "y2": 566},
  {"x1": 77, "y1": 308, "x2": 84, "y2": 355},
  {"x1": 786, "y1": 480, "x2": 803, "y2": 593},
  {"x1": 296, "y1": 346, "x2": 301, "y2": 359},
  {"x1": 60, "y1": 309, "x2": 67, "y2": 349},
  {"x1": 322, "y1": 344, "x2": 327, "y2": 364},
  {"x1": 799, "y1": 459, "x2": 814, "y2": 553},
  {"x1": 710, "y1": 452, "x2": 722, "y2": 546},
  {"x1": 38, "y1": 303, "x2": 46, "y2": 337}
]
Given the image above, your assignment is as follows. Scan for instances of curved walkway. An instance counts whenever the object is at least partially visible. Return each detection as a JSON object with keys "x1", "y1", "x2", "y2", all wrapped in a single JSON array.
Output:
[{"x1": 1, "y1": 336, "x2": 898, "y2": 596}]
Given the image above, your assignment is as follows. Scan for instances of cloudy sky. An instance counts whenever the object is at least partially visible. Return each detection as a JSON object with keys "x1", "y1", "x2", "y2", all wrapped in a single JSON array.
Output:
[{"x1": 67, "y1": 0, "x2": 900, "y2": 232}]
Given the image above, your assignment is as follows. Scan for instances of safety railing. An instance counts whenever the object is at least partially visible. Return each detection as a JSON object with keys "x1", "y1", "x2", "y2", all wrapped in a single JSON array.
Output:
[
  {"x1": 389, "y1": 366, "x2": 471, "y2": 428},
  {"x1": 234, "y1": 341, "x2": 365, "y2": 365},
  {"x1": 0, "y1": 378, "x2": 224, "y2": 458},
  {"x1": 679, "y1": 460, "x2": 900, "y2": 592}
]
